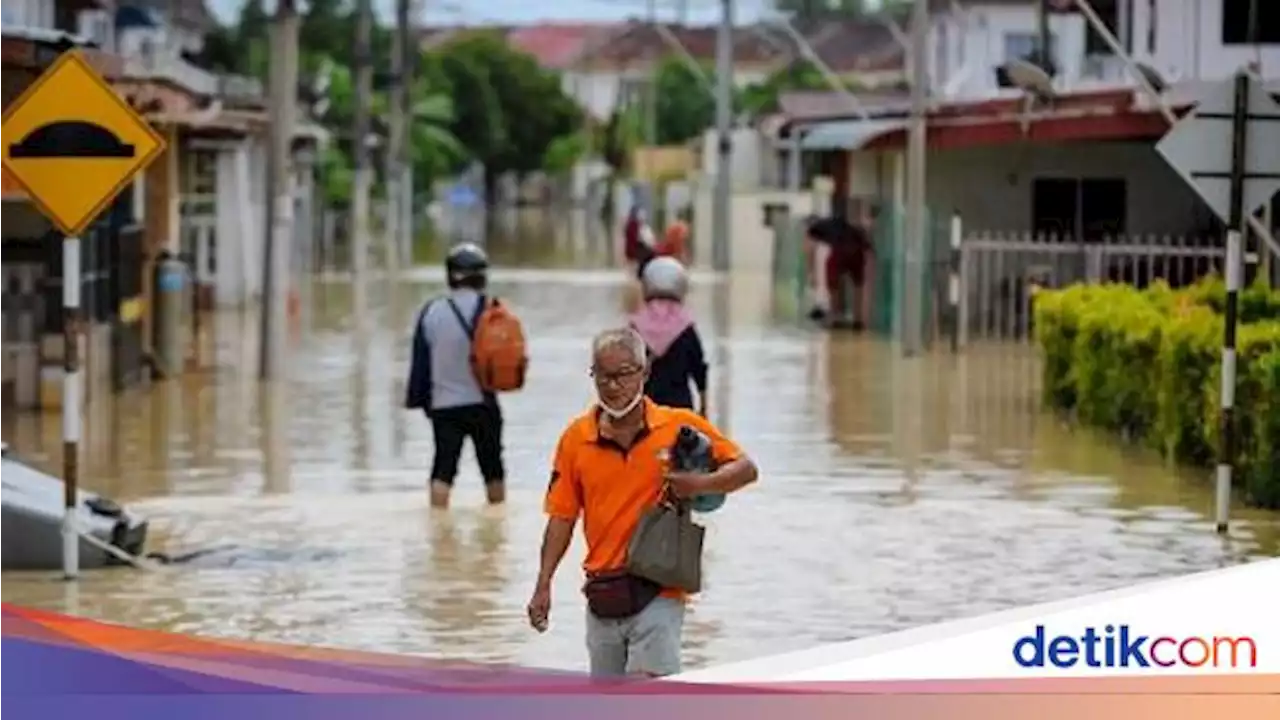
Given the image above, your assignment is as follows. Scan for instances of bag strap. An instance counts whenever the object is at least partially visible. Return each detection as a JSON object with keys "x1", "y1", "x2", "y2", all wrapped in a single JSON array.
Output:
[{"x1": 446, "y1": 295, "x2": 489, "y2": 340}]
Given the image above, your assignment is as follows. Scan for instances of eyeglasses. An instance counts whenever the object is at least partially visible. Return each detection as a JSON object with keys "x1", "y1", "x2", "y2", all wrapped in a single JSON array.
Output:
[{"x1": 589, "y1": 366, "x2": 643, "y2": 387}]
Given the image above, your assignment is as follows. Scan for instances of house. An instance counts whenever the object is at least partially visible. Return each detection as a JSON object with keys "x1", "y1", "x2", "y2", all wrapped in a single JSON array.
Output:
[
  {"x1": 2, "y1": 1, "x2": 324, "y2": 412},
  {"x1": 772, "y1": 0, "x2": 1277, "y2": 236},
  {"x1": 729, "y1": 0, "x2": 1277, "y2": 340},
  {"x1": 2, "y1": 2, "x2": 137, "y2": 411}
]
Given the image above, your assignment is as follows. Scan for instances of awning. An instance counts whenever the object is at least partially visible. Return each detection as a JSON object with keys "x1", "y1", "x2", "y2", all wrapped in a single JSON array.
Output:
[{"x1": 798, "y1": 118, "x2": 906, "y2": 151}]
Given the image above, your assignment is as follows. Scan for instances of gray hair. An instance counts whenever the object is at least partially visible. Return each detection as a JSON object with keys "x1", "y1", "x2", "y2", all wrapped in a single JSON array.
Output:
[{"x1": 592, "y1": 327, "x2": 648, "y2": 368}]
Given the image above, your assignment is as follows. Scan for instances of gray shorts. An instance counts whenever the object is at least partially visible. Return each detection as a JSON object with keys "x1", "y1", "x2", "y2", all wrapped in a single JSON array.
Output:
[{"x1": 585, "y1": 596, "x2": 685, "y2": 677}]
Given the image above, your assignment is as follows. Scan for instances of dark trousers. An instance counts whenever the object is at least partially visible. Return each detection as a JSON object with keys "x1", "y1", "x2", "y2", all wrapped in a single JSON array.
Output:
[{"x1": 428, "y1": 403, "x2": 505, "y2": 485}]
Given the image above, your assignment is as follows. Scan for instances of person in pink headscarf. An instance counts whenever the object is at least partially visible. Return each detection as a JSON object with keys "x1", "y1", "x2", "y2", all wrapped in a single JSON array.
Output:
[{"x1": 628, "y1": 257, "x2": 708, "y2": 416}]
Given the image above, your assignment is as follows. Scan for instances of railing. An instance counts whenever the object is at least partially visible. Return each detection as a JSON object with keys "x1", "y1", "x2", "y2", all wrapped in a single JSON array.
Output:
[
  {"x1": 955, "y1": 231, "x2": 1225, "y2": 345},
  {"x1": 122, "y1": 53, "x2": 264, "y2": 102},
  {"x1": 767, "y1": 204, "x2": 1237, "y2": 350}
]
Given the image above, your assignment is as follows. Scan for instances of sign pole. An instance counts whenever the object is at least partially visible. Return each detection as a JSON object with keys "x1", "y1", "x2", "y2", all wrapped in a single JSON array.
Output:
[
  {"x1": 2, "y1": 50, "x2": 167, "y2": 580},
  {"x1": 1215, "y1": 71, "x2": 1250, "y2": 535},
  {"x1": 62, "y1": 235, "x2": 82, "y2": 580}
]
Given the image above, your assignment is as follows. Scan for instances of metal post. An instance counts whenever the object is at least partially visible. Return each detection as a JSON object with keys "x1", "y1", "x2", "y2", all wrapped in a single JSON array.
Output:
[
  {"x1": 902, "y1": 0, "x2": 929, "y2": 356},
  {"x1": 712, "y1": 0, "x2": 734, "y2": 272},
  {"x1": 352, "y1": 0, "x2": 373, "y2": 297},
  {"x1": 1037, "y1": 0, "x2": 1051, "y2": 68},
  {"x1": 61, "y1": 235, "x2": 82, "y2": 580},
  {"x1": 259, "y1": 1, "x2": 300, "y2": 380},
  {"x1": 1216, "y1": 71, "x2": 1250, "y2": 535},
  {"x1": 787, "y1": 125, "x2": 802, "y2": 191},
  {"x1": 948, "y1": 211, "x2": 962, "y2": 354}
]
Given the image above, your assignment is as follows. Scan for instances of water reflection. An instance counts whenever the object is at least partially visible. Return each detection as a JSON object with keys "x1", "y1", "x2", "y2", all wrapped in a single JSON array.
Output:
[{"x1": 2, "y1": 210, "x2": 1277, "y2": 672}]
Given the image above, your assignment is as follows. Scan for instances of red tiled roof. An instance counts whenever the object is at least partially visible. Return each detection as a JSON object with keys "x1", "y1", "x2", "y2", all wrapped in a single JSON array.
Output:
[
  {"x1": 583, "y1": 22, "x2": 786, "y2": 67},
  {"x1": 506, "y1": 23, "x2": 622, "y2": 70}
]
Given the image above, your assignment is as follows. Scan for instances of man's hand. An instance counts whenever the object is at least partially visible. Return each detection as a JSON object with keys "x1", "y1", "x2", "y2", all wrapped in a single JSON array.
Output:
[
  {"x1": 665, "y1": 471, "x2": 714, "y2": 499},
  {"x1": 527, "y1": 582, "x2": 551, "y2": 633}
]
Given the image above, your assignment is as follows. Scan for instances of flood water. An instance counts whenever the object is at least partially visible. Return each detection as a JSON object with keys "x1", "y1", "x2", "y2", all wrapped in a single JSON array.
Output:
[{"x1": 3, "y1": 210, "x2": 1278, "y2": 672}]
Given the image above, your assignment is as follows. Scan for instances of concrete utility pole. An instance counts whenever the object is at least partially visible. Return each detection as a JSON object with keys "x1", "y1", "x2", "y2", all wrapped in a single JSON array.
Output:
[
  {"x1": 902, "y1": 0, "x2": 929, "y2": 357},
  {"x1": 387, "y1": 0, "x2": 408, "y2": 276},
  {"x1": 645, "y1": 0, "x2": 659, "y2": 183},
  {"x1": 400, "y1": 0, "x2": 418, "y2": 269},
  {"x1": 259, "y1": 0, "x2": 301, "y2": 380},
  {"x1": 712, "y1": 0, "x2": 734, "y2": 272},
  {"x1": 352, "y1": 0, "x2": 373, "y2": 303}
]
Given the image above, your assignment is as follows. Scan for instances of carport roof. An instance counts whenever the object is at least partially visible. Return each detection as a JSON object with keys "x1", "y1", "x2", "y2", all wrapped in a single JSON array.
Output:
[{"x1": 797, "y1": 118, "x2": 908, "y2": 151}]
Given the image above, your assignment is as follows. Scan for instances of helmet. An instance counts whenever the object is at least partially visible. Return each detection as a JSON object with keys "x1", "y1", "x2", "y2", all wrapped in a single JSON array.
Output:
[
  {"x1": 445, "y1": 242, "x2": 488, "y2": 288},
  {"x1": 640, "y1": 256, "x2": 688, "y2": 300}
]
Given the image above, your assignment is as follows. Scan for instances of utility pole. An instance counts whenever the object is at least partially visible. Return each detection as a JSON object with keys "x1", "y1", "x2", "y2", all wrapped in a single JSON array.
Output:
[
  {"x1": 902, "y1": 0, "x2": 928, "y2": 357},
  {"x1": 1037, "y1": 0, "x2": 1051, "y2": 68},
  {"x1": 645, "y1": 0, "x2": 658, "y2": 186},
  {"x1": 387, "y1": 0, "x2": 408, "y2": 277},
  {"x1": 259, "y1": 0, "x2": 300, "y2": 380},
  {"x1": 352, "y1": 0, "x2": 373, "y2": 311},
  {"x1": 712, "y1": 0, "x2": 734, "y2": 272},
  {"x1": 400, "y1": 0, "x2": 418, "y2": 269}
]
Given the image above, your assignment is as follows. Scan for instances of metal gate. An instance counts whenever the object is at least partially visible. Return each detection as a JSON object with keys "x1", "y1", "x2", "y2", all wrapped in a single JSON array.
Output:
[{"x1": 956, "y1": 232, "x2": 1225, "y2": 344}]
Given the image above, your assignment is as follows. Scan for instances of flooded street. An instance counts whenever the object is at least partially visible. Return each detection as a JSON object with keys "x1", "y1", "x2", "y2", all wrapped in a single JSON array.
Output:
[{"x1": 3, "y1": 217, "x2": 1278, "y2": 672}]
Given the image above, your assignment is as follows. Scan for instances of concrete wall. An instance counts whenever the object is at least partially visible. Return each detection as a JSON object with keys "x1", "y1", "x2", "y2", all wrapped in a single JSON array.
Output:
[
  {"x1": 632, "y1": 145, "x2": 697, "y2": 182},
  {"x1": 931, "y1": 4, "x2": 1088, "y2": 98},
  {"x1": 3, "y1": 0, "x2": 56, "y2": 28},
  {"x1": 1138, "y1": 0, "x2": 1280, "y2": 81},
  {"x1": 847, "y1": 141, "x2": 1214, "y2": 236}
]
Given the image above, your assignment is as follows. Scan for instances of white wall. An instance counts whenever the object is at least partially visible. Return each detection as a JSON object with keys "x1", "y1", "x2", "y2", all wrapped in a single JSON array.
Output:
[
  {"x1": 3, "y1": 0, "x2": 55, "y2": 29},
  {"x1": 1133, "y1": 0, "x2": 1280, "y2": 81},
  {"x1": 848, "y1": 142, "x2": 1213, "y2": 236},
  {"x1": 933, "y1": 4, "x2": 1088, "y2": 99}
]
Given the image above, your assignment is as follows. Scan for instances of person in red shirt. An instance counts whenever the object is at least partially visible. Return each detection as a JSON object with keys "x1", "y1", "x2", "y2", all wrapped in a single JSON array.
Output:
[{"x1": 805, "y1": 205, "x2": 875, "y2": 330}]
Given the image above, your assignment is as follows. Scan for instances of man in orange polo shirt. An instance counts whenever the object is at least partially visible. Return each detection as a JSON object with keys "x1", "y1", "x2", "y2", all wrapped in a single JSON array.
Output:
[{"x1": 526, "y1": 327, "x2": 758, "y2": 677}]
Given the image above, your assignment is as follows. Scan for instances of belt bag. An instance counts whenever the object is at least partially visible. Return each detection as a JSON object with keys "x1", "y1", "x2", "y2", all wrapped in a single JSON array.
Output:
[{"x1": 583, "y1": 571, "x2": 661, "y2": 620}]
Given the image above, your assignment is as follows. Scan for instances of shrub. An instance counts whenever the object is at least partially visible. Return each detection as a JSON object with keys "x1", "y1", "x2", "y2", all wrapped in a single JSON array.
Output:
[{"x1": 1034, "y1": 276, "x2": 1280, "y2": 509}]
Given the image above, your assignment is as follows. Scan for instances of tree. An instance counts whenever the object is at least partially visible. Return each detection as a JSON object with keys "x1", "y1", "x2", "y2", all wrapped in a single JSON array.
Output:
[
  {"x1": 652, "y1": 56, "x2": 716, "y2": 146},
  {"x1": 737, "y1": 60, "x2": 832, "y2": 117},
  {"x1": 429, "y1": 31, "x2": 581, "y2": 197}
]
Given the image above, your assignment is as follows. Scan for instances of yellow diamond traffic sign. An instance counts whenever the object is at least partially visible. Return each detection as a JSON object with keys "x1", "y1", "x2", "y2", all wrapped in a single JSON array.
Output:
[{"x1": 2, "y1": 50, "x2": 166, "y2": 237}]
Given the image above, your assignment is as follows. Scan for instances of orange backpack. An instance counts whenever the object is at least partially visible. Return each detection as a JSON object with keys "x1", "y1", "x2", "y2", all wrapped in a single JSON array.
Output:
[{"x1": 447, "y1": 296, "x2": 528, "y2": 393}]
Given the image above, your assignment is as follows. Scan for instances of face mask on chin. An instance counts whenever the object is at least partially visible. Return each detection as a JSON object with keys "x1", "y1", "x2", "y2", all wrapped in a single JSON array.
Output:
[{"x1": 598, "y1": 387, "x2": 645, "y2": 419}]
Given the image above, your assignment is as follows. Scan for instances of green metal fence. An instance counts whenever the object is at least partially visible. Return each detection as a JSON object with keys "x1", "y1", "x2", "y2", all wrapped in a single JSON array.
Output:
[{"x1": 869, "y1": 205, "x2": 953, "y2": 342}]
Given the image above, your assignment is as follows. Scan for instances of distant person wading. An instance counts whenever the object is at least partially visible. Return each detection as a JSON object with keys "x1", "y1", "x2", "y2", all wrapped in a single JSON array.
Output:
[
  {"x1": 526, "y1": 327, "x2": 758, "y2": 677},
  {"x1": 805, "y1": 203, "x2": 875, "y2": 330},
  {"x1": 404, "y1": 243, "x2": 529, "y2": 509}
]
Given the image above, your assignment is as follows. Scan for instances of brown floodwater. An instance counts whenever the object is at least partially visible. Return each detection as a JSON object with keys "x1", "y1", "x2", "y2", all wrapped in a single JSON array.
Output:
[{"x1": 3, "y1": 210, "x2": 1278, "y2": 672}]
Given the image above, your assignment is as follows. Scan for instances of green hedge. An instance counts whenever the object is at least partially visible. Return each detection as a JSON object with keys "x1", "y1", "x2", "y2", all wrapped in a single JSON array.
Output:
[{"x1": 1033, "y1": 276, "x2": 1280, "y2": 509}]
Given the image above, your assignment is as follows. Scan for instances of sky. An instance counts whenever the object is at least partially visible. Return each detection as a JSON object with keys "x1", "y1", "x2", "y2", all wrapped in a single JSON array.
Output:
[{"x1": 206, "y1": 0, "x2": 889, "y2": 28}]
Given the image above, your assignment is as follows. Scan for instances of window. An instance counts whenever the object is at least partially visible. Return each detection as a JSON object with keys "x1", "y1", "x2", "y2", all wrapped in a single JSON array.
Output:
[
  {"x1": 1222, "y1": 0, "x2": 1280, "y2": 45},
  {"x1": 1084, "y1": 0, "x2": 1121, "y2": 55},
  {"x1": 1003, "y1": 31, "x2": 1057, "y2": 64}
]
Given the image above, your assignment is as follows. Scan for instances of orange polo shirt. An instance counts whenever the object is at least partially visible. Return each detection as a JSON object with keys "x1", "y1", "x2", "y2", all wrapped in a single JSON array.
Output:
[{"x1": 544, "y1": 399, "x2": 745, "y2": 600}]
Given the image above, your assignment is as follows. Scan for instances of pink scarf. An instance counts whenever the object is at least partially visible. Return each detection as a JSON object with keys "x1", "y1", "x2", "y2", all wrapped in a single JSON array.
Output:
[{"x1": 630, "y1": 299, "x2": 694, "y2": 358}]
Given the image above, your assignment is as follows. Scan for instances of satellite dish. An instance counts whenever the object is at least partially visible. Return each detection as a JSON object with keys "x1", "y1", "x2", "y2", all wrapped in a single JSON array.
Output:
[
  {"x1": 1003, "y1": 58, "x2": 1055, "y2": 100},
  {"x1": 1135, "y1": 62, "x2": 1168, "y2": 94}
]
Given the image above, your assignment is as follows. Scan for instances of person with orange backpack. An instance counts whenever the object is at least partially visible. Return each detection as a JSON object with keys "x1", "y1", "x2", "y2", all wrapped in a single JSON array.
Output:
[{"x1": 405, "y1": 243, "x2": 529, "y2": 509}]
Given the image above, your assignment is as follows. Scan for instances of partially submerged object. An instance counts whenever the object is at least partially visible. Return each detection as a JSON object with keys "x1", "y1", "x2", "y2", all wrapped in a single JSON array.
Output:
[{"x1": 1, "y1": 443, "x2": 149, "y2": 570}]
